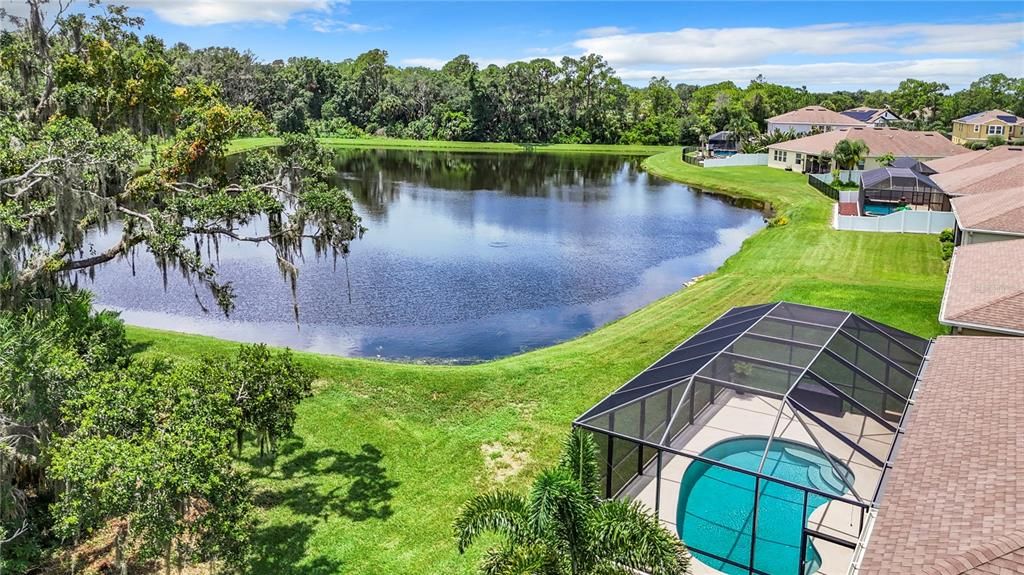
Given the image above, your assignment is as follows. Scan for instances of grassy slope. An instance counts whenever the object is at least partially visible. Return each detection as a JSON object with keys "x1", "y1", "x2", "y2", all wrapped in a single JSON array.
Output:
[
  {"x1": 228, "y1": 136, "x2": 676, "y2": 156},
  {"x1": 126, "y1": 152, "x2": 947, "y2": 575}
]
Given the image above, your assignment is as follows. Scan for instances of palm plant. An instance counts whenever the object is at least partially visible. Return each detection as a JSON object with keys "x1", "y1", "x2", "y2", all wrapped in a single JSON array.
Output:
[
  {"x1": 832, "y1": 139, "x2": 870, "y2": 170},
  {"x1": 454, "y1": 429, "x2": 690, "y2": 575}
]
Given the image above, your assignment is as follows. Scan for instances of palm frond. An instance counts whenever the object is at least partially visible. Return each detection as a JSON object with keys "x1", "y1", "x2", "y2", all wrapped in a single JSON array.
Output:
[
  {"x1": 528, "y1": 468, "x2": 593, "y2": 569},
  {"x1": 454, "y1": 490, "x2": 531, "y2": 553},
  {"x1": 559, "y1": 427, "x2": 600, "y2": 500},
  {"x1": 480, "y1": 542, "x2": 563, "y2": 575},
  {"x1": 589, "y1": 499, "x2": 690, "y2": 575}
]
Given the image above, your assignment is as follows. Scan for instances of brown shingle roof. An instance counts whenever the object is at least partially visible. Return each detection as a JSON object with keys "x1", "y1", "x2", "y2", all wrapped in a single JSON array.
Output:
[
  {"x1": 939, "y1": 239, "x2": 1024, "y2": 335},
  {"x1": 769, "y1": 127, "x2": 969, "y2": 158},
  {"x1": 928, "y1": 147, "x2": 1024, "y2": 197},
  {"x1": 767, "y1": 105, "x2": 867, "y2": 126},
  {"x1": 951, "y1": 187, "x2": 1024, "y2": 235},
  {"x1": 859, "y1": 336, "x2": 1024, "y2": 575}
]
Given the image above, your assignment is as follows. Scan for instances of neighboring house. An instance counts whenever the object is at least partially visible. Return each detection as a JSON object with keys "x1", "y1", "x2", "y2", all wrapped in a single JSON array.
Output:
[
  {"x1": 705, "y1": 130, "x2": 738, "y2": 154},
  {"x1": 950, "y1": 109, "x2": 1024, "y2": 145},
  {"x1": 766, "y1": 127, "x2": 968, "y2": 173},
  {"x1": 765, "y1": 105, "x2": 865, "y2": 135},
  {"x1": 858, "y1": 335, "x2": 1024, "y2": 575},
  {"x1": 840, "y1": 106, "x2": 902, "y2": 125},
  {"x1": 939, "y1": 239, "x2": 1024, "y2": 336},
  {"x1": 951, "y1": 187, "x2": 1024, "y2": 245},
  {"x1": 926, "y1": 145, "x2": 1024, "y2": 197}
]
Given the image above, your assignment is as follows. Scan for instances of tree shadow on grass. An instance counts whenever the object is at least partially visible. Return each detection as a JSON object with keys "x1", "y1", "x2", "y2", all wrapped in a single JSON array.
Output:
[{"x1": 246, "y1": 442, "x2": 399, "y2": 573}]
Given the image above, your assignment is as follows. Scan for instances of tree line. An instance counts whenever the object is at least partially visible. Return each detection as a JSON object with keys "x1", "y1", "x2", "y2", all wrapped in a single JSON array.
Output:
[{"x1": 3, "y1": 4, "x2": 1022, "y2": 147}]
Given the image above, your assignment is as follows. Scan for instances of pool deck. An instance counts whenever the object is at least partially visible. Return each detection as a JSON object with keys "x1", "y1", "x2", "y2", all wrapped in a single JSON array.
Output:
[{"x1": 621, "y1": 390, "x2": 889, "y2": 575}]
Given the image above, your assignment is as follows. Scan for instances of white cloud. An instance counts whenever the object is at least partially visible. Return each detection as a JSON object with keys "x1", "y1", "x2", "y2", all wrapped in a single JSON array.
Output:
[
  {"x1": 578, "y1": 26, "x2": 630, "y2": 38},
  {"x1": 303, "y1": 16, "x2": 381, "y2": 34},
  {"x1": 616, "y1": 57, "x2": 1024, "y2": 90},
  {"x1": 124, "y1": 0, "x2": 347, "y2": 26},
  {"x1": 575, "y1": 21, "x2": 1024, "y2": 67}
]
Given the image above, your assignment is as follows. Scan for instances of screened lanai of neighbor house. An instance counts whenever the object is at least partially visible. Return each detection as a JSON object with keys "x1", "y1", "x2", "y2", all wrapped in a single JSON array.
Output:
[{"x1": 574, "y1": 302, "x2": 930, "y2": 575}]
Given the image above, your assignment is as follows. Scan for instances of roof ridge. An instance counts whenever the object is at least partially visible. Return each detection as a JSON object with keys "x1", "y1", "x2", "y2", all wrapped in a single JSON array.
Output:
[{"x1": 920, "y1": 531, "x2": 1024, "y2": 575}]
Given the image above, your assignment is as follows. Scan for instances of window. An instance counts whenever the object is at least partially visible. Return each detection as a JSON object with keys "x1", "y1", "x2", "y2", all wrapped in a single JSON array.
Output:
[
  {"x1": 773, "y1": 149, "x2": 787, "y2": 162},
  {"x1": 973, "y1": 124, "x2": 980, "y2": 133},
  {"x1": 988, "y1": 125, "x2": 1004, "y2": 135},
  {"x1": 795, "y1": 153, "x2": 803, "y2": 165}
]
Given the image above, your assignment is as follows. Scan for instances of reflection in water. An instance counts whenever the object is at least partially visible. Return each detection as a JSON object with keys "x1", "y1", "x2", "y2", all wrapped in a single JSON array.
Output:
[{"x1": 82, "y1": 149, "x2": 765, "y2": 361}]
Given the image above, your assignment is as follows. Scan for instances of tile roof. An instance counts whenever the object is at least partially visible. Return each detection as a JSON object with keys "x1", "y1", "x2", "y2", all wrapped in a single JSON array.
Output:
[
  {"x1": 939, "y1": 238, "x2": 1024, "y2": 335},
  {"x1": 956, "y1": 109, "x2": 1024, "y2": 126},
  {"x1": 951, "y1": 187, "x2": 1024, "y2": 235},
  {"x1": 927, "y1": 147, "x2": 1024, "y2": 196},
  {"x1": 769, "y1": 127, "x2": 969, "y2": 158},
  {"x1": 859, "y1": 335, "x2": 1024, "y2": 575},
  {"x1": 767, "y1": 105, "x2": 867, "y2": 126}
]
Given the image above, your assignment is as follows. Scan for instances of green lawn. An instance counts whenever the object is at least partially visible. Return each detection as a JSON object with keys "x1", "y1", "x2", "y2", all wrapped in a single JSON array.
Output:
[
  {"x1": 228, "y1": 136, "x2": 677, "y2": 156},
  {"x1": 126, "y1": 151, "x2": 947, "y2": 575}
]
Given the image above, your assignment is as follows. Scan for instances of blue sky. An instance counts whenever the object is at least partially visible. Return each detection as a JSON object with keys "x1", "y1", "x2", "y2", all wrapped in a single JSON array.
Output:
[{"x1": 10, "y1": 1, "x2": 1024, "y2": 90}]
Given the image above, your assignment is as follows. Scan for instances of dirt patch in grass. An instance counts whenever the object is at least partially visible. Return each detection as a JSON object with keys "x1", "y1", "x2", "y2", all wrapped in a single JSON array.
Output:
[{"x1": 480, "y1": 434, "x2": 529, "y2": 484}]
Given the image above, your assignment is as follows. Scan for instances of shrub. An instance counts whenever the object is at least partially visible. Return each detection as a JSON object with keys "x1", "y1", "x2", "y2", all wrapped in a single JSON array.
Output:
[
  {"x1": 1010, "y1": 137, "x2": 1024, "y2": 146},
  {"x1": 987, "y1": 135, "x2": 1007, "y2": 148},
  {"x1": 941, "y1": 242, "x2": 954, "y2": 261},
  {"x1": 938, "y1": 228, "x2": 954, "y2": 243},
  {"x1": 966, "y1": 140, "x2": 988, "y2": 150}
]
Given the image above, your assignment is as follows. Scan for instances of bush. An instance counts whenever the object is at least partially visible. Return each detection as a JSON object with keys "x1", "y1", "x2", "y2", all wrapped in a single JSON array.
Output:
[
  {"x1": 941, "y1": 241, "x2": 954, "y2": 261},
  {"x1": 966, "y1": 140, "x2": 988, "y2": 150},
  {"x1": 938, "y1": 228, "x2": 954, "y2": 243},
  {"x1": 1010, "y1": 137, "x2": 1024, "y2": 146},
  {"x1": 987, "y1": 135, "x2": 1007, "y2": 148}
]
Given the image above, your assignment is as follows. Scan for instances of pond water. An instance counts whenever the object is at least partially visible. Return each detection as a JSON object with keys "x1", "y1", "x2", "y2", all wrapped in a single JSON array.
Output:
[{"x1": 81, "y1": 149, "x2": 765, "y2": 361}]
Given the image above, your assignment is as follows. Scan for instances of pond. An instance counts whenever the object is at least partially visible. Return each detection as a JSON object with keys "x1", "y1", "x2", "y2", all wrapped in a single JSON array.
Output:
[{"x1": 82, "y1": 149, "x2": 765, "y2": 361}]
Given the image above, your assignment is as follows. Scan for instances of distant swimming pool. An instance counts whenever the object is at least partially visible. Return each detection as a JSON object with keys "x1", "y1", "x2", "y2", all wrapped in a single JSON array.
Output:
[{"x1": 676, "y1": 437, "x2": 853, "y2": 575}]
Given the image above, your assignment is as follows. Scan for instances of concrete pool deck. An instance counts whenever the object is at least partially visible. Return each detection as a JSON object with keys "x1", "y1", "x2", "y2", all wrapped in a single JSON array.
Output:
[{"x1": 620, "y1": 390, "x2": 890, "y2": 575}]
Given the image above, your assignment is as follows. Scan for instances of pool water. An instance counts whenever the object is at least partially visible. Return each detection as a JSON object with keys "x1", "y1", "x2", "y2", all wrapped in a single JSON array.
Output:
[
  {"x1": 676, "y1": 437, "x2": 853, "y2": 575},
  {"x1": 863, "y1": 203, "x2": 897, "y2": 216}
]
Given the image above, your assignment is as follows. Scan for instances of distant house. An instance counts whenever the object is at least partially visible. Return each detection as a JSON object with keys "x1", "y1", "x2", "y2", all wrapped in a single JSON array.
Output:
[
  {"x1": 950, "y1": 109, "x2": 1024, "y2": 145},
  {"x1": 766, "y1": 127, "x2": 968, "y2": 173},
  {"x1": 765, "y1": 106, "x2": 865, "y2": 135},
  {"x1": 840, "y1": 107, "x2": 902, "y2": 126},
  {"x1": 939, "y1": 239, "x2": 1024, "y2": 336}
]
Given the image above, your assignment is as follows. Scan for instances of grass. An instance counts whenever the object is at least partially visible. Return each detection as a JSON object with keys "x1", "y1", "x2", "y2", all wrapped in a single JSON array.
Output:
[
  {"x1": 227, "y1": 136, "x2": 677, "y2": 156},
  {"x1": 126, "y1": 150, "x2": 948, "y2": 575}
]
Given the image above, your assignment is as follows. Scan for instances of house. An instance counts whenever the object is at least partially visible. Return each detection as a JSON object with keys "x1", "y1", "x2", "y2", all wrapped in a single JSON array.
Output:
[
  {"x1": 950, "y1": 109, "x2": 1024, "y2": 145},
  {"x1": 765, "y1": 105, "x2": 865, "y2": 135},
  {"x1": 951, "y1": 187, "x2": 1024, "y2": 245},
  {"x1": 766, "y1": 127, "x2": 968, "y2": 173},
  {"x1": 939, "y1": 238, "x2": 1024, "y2": 336},
  {"x1": 840, "y1": 106, "x2": 902, "y2": 126},
  {"x1": 926, "y1": 145, "x2": 1024, "y2": 197},
  {"x1": 858, "y1": 335, "x2": 1024, "y2": 574}
]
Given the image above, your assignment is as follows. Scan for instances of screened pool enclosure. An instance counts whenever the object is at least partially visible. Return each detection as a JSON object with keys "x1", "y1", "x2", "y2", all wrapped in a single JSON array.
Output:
[{"x1": 574, "y1": 302, "x2": 930, "y2": 575}]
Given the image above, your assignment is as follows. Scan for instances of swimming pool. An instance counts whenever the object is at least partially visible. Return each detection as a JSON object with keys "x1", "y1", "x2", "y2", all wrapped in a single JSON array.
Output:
[
  {"x1": 863, "y1": 203, "x2": 898, "y2": 216},
  {"x1": 676, "y1": 437, "x2": 853, "y2": 575}
]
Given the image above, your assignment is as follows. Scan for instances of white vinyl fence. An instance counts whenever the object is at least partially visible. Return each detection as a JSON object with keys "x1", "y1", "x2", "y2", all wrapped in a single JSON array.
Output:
[
  {"x1": 811, "y1": 170, "x2": 863, "y2": 185},
  {"x1": 834, "y1": 205, "x2": 955, "y2": 234},
  {"x1": 703, "y1": 153, "x2": 768, "y2": 168}
]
